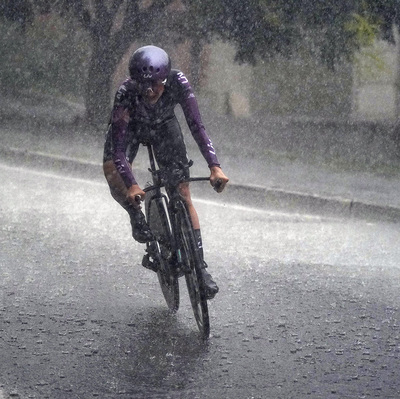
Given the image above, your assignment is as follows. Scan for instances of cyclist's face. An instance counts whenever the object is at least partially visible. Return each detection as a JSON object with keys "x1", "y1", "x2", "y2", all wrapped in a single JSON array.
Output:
[{"x1": 138, "y1": 79, "x2": 166, "y2": 104}]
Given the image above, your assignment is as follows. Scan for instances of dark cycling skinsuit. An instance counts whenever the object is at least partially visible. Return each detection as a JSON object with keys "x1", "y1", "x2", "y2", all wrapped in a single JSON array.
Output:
[
  {"x1": 103, "y1": 61, "x2": 222, "y2": 298},
  {"x1": 103, "y1": 69, "x2": 220, "y2": 185}
]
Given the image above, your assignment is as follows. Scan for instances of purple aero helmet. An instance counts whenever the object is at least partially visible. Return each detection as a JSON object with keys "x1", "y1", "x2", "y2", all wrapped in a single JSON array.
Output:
[{"x1": 129, "y1": 45, "x2": 171, "y2": 82}]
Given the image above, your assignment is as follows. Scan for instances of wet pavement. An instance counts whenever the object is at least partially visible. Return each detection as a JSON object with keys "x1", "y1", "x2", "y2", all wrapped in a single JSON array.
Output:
[
  {"x1": 2, "y1": 93, "x2": 400, "y2": 398},
  {"x1": 1, "y1": 164, "x2": 400, "y2": 398}
]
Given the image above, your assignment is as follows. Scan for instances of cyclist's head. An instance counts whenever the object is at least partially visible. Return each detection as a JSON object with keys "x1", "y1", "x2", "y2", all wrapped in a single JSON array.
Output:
[
  {"x1": 129, "y1": 45, "x2": 171, "y2": 84},
  {"x1": 129, "y1": 45, "x2": 171, "y2": 104}
]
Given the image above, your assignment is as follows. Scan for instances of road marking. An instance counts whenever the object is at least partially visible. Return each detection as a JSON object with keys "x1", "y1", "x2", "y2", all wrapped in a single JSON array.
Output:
[
  {"x1": 193, "y1": 197, "x2": 327, "y2": 220},
  {"x1": 0, "y1": 163, "x2": 330, "y2": 220},
  {"x1": 0, "y1": 162, "x2": 103, "y2": 186}
]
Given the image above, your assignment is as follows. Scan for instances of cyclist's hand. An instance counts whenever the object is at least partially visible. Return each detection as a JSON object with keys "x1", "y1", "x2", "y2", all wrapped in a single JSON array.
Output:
[
  {"x1": 209, "y1": 166, "x2": 229, "y2": 193},
  {"x1": 126, "y1": 184, "x2": 145, "y2": 209}
]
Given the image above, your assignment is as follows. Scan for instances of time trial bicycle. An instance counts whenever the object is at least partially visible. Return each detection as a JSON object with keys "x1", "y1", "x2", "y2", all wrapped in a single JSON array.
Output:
[{"x1": 140, "y1": 142, "x2": 218, "y2": 339}]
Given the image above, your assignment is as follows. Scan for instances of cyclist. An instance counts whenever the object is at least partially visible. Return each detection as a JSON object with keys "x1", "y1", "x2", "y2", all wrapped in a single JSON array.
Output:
[{"x1": 103, "y1": 45, "x2": 229, "y2": 299}]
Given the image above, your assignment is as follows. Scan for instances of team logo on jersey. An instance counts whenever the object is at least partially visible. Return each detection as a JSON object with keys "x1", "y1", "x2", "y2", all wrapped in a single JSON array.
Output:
[
  {"x1": 207, "y1": 142, "x2": 216, "y2": 155},
  {"x1": 116, "y1": 85, "x2": 127, "y2": 101},
  {"x1": 143, "y1": 74, "x2": 153, "y2": 79},
  {"x1": 177, "y1": 72, "x2": 188, "y2": 84}
]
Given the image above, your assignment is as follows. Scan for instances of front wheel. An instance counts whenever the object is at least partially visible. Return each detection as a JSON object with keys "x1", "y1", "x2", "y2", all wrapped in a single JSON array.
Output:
[
  {"x1": 176, "y1": 201, "x2": 210, "y2": 338},
  {"x1": 145, "y1": 193, "x2": 179, "y2": 312}
]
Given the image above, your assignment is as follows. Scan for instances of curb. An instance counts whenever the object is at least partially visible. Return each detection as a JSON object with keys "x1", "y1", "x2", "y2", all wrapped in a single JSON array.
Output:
[
  {"x1": 2, "y1": 145, "x2": 400, "y2": 223},
  {"x1": 212, "y1": 183, "x2": 400, "y2": 223}
]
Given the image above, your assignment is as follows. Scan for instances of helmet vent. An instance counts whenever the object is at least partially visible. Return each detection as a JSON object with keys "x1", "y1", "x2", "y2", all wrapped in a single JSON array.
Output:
[{"x1": 129, "y1": 45, "x2": 171, "y2": 81}]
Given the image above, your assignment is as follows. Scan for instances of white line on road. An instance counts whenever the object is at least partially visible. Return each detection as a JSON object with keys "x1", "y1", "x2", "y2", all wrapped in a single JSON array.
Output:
[
  {"x1": 0, "y1": 162, "x2": 103, "y2": 186},
  {"x1": 0, "y1": 163, "x2": 329, "y2": 220}
]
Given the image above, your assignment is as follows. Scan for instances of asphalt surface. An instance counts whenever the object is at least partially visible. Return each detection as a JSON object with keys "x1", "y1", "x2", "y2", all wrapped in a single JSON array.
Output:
[
  {"x1": 2, "y1": 164, "x2": 400, "y2": 399},
  {"x1": 2, "y1": 95, "x2": 400, "y2": 399}
]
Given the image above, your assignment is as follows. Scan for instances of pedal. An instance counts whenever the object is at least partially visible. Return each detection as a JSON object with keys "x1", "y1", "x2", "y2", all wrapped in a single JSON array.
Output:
[
  {"x1": 170, "y1": 250, "x2": 189, "y2": 277},
  {"x1": 175, "y1": 260, "x2": 191, "y2": 277},
  {"x1": 142, "y1": 254, "x2": 158, "y2": 273},
  {"x1": 174, "y1": 265, "x2": 186, "y2": 278}
]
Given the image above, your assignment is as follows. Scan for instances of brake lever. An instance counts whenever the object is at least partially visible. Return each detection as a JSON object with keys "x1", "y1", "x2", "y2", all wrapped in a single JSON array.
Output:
[
  {"x1": 134, "y1": 194, "x2": 142, "y2": 209},
  {"x1": 213, "y1": 179, "x2": 223, "y2": 192}
]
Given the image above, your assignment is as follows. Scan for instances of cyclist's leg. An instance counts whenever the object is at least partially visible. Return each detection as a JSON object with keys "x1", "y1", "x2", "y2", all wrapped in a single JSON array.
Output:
[
  {"x1": 177, "y1": 182, "x2": 199, "y2": 229},
  {"x1": 103, "y1": 130, "x2": 153, "y2": 244},
  {"x1": 153, "y1": 118, "x2": 219, "y2": 298},
  {"x1": 103, "y1": 160, "x2": 154, "y2": 243},
  {"x1": 103, "y1": 124, "x2": 140, "y2": 206},
  {"x1": 177, "y1": 182, "x2": 218, "y2": 298},
  {"x1": 152, "y1": 118, "x2": 197, "y2": 228}
]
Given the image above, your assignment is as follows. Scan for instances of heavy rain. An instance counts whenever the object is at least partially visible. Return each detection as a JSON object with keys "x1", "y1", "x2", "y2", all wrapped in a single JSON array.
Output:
[{"x1": 1, "y1": 1, "x2": 400, "y2": 398}]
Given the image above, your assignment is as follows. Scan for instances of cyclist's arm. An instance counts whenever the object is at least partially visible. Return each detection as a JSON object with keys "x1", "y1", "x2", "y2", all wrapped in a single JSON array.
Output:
[
  {"x1": 110, "y1": 105, "x2": 145, "y2": 207},
  {"x1": 110, "y1": 105, "x2": 137, "y2": 188},
  {"x1": 176, "y1": 72, "x2": 220, "y2": 169},
  {"x1": 110, "y1": 82, "x2": 138, "y2": 189},
  {"x1": 176, "y1": 72, "x2": 229, "y2": 191}
]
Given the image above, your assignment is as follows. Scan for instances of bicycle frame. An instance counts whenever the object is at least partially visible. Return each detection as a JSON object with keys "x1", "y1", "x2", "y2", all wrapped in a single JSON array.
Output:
[
  {"x1": 142, "y1": 142, "x2": 211, "y2": 337},
  {"x1": 143, "y1": 143, "x2": 208, "y2": 273}
]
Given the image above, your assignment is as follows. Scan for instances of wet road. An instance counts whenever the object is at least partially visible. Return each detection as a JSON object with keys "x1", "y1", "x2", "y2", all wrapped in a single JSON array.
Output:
[{"x1": 1, "y1": 164, "x2": 400, "y2": 398}]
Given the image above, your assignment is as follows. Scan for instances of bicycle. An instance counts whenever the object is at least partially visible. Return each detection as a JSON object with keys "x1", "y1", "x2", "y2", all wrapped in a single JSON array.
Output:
[{"x1": 140, "y1": 142, "x2": 215, "y2": 339}]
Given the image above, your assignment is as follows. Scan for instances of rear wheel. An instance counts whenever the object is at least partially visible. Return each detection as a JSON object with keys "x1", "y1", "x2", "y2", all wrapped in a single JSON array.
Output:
[
  {"x1": 176, "y1": 201, "x2": 210, "y2": 338},
  {"x1": 146, "y1": 194, "x2": 179, "y2": 312}
]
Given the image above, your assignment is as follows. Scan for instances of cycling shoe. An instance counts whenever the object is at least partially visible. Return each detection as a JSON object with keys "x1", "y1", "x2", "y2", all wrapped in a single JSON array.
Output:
[
  {"x1": 200, "y1": 268, "x2": 219, "y2": 300},
  {"x1": 129, "y1": 210, "x2": 154, "y2": 243}
]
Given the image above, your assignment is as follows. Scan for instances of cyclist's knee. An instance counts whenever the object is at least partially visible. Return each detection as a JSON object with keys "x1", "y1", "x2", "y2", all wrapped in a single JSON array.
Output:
[
  {"x1": 103, "y1": 161, "x2": 129, "y2": 207},
  {"x1": 103, "y1": 161, "x2": 122, "y2": 190},
  {"x1": 103, "y1": 160, "x2": 115, "y2": 180},
  {"x1": 178, "y1": 182, "x2": 191, "y2": 202}
]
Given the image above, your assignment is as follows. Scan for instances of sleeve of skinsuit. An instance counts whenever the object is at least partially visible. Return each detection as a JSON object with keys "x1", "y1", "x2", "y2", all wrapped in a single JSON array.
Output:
[
  {"x1": 110, "y1": 81, "x2": 137, "y2": 188},
  {"x1": 174, "y1": 71, "x2": 221, "y2": 168}
]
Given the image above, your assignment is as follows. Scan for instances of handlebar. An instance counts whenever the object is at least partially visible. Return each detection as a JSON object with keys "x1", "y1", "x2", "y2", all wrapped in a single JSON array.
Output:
[
  {"x1": 143, "y1": 177, "x2": 210, "y2": 193},
  {"x1": 213, "y1": 178, "x2": 223, "y2": 192}
]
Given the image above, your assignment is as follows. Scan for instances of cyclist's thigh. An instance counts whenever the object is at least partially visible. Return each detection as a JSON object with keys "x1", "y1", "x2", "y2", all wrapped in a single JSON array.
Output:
[
  {"x1": 153, "y1": 117, "x2": 189, "y2": 173},
  {"x1": 127, "y1": 122, "x2": 148, "y2": 163},
  {"x1": 103, "y1": 160, "x2": 131, "y2": 206},
  {"x1": 103, "y1": 123, "x2": 141, "y2": 165}
]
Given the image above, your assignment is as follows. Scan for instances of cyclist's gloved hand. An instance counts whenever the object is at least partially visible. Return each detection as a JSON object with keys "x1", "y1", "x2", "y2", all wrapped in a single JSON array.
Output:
[
  {"x1": 209, "y1": 166, "x2": 229, "y2": 193},
  {"x1": 127, "y1": 184, "x2": 146, "y2": 209}
]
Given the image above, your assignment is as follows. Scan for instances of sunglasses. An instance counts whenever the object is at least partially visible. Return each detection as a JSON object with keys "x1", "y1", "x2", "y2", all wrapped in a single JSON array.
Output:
[{"x1": 137, "y1": 78, "x2": 167, "y2": 92}]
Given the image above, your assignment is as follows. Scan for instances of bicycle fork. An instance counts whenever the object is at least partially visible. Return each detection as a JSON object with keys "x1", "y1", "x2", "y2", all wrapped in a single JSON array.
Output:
[{"x1": 170, "y1": 206, "x2": 192, "y2": 276}]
